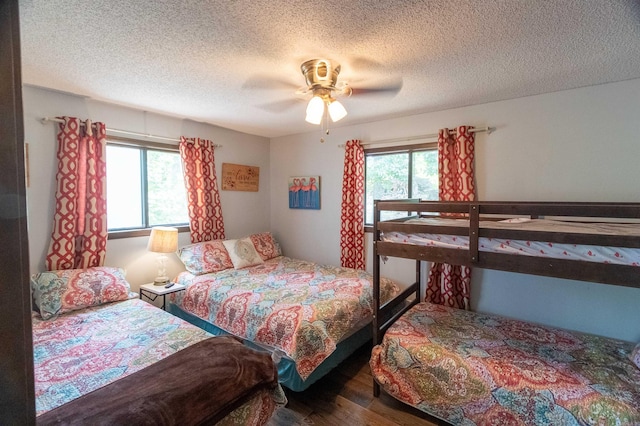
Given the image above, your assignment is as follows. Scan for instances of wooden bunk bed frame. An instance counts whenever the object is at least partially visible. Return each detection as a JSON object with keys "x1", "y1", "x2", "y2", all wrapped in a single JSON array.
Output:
[{"x1": 371, "y1": 199, "x2": 640, "y2": 396}]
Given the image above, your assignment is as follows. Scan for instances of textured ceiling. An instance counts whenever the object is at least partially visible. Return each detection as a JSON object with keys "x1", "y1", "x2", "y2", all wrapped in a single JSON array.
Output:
[{"x1": 19, "y1": 0, "x2": 640, "y2": 138}]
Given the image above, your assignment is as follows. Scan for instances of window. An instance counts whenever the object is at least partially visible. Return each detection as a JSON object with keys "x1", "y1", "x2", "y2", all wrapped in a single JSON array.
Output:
[
  {"x1": 365, "y1": 143, "x2": 438, "y2": 225},
  {"x1": 106, "y1": 139, "x2": 189, "y2": 234}
]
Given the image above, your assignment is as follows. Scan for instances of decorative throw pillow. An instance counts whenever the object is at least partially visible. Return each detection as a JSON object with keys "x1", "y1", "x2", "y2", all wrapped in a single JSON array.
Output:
[
  {"x1": 631, "y1": 343, "x2": 640, "y2": 369},
  {"x1": 250, "y1": 232, "x2": 282, "y2": 261},
  {"x1": 178, "y1": 240, "x2": 233, "y2": 275},
  {"x1": 223, "y1": 238, "x2": 264, "y2": 269},
  {"x1": 31, "y1": 267, "x2": 134, "y2": 320}
]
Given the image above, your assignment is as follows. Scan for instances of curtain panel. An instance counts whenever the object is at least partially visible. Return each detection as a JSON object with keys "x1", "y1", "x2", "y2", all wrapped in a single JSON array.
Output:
[
  {"x1": 340, "y1": 139, "x2": 365, "y2": 270},
  {"x1": 179, "y1": 137, "x2": 225, "y2": 243},
  {"x1": 46, "y1": 117, "x2": 107, "y2": 270},
  {"x1": 426, "y1": 126, "x2": 476, "y2": 309}
]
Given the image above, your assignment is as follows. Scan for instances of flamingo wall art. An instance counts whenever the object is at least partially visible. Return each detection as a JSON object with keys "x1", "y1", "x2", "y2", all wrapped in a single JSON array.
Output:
[{"x1": 289, "y1": 176, "x2": 320, "y2": 209}]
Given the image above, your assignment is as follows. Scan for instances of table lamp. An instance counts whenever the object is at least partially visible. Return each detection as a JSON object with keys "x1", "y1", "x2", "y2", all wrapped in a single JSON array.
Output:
[{"x1": 147, "y1": 226, "x2": 178, "y2": 285}]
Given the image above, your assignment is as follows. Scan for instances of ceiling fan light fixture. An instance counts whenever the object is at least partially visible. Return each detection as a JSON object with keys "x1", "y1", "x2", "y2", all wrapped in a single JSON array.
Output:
[
  {"x1": 305, "y1": 95, "x2": 325, "y2": 124},
  {"x1": 328, "y1": 99, "x2": 347, "y2": 122},
  {"x1": 300, "y1": 60, "x2": 350, "y2": 126}
]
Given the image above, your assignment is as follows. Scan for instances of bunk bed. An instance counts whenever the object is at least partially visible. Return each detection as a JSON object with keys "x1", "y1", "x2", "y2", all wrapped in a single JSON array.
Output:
[
  {"x1": 370, "y1": 200, "x2": 640, "y2": 425},
  {"x1": 31, "y1": 267, "x2": 285, "y2": 425}
]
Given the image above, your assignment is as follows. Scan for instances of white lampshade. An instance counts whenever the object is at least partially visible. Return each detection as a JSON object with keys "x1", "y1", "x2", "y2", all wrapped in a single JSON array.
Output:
[
  {"x1": 328, "y1": 100, "x2": 347, "y2": 122},
  {"x1": 147, "y1": 226, "x2": 178, "y2": 253},
  {"x1": 148, "y1": 227, "x2": 178, "y2": 285},
  {"x1": 305, "y1": 95, "x2": 325, "y2": 124}
]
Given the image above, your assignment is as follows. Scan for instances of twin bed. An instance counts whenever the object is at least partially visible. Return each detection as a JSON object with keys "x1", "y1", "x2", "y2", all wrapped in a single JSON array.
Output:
[{"x1": 369, "y1": 200, "x2": 640, "y2": 425}]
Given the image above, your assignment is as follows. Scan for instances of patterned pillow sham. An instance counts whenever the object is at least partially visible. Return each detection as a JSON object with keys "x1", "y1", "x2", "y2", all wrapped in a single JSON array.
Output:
[
  {"x1": 177, "y1": 240, "x2": 233, "y2": 275},
  {"x1": 249, "y1": 232, "x2": 282, "y2": 261},
  {"x1": 631, "y1": 343, "x2": 640, "y2": 369},
  {"x1": 31, "y1": 266, "x2": 135, "y2": 320},
  {"x1": 223, "y1": 237, "x2": 264, "y2": 269}
]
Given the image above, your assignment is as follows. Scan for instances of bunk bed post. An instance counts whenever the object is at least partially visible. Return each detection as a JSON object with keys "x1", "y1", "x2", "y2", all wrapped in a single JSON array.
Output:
[
  {"x1": 469, "y1": 203, "x2": 480, "y2": 263},
  {"x1": 415, "y1": 259, "x2": 421, "y2": 302},
  {"x1": 372, "y1": 199, "x2": 381, "y2": 397}
]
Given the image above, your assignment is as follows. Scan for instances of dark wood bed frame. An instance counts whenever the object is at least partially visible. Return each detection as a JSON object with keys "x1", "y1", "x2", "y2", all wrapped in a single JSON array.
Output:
[{"x1": 371, "y1": 199, "x2": 640, "y2": 396}]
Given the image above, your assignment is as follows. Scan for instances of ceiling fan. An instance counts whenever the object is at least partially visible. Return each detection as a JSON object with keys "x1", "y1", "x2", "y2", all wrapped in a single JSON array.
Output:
[
  {"x1": 245, "y1": 58, "x2": 403, "y2": 126},
  {"x1": 296, "y1": 59, "x2": 351, "y2": 125}
]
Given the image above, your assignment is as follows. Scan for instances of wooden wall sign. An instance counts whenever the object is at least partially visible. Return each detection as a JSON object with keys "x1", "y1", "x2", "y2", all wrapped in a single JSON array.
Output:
[{"x1": 221, "y1": 163, "x2": 259, "y2": 192}]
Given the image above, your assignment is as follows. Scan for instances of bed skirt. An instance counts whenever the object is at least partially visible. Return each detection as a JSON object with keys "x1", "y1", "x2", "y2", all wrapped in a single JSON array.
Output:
[{"x1": 168, "y1": 302, "x2": 372, "y2": 392}]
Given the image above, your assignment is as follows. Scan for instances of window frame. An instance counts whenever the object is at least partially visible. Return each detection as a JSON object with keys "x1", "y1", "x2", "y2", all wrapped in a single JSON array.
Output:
[
  {"x1": 364, "y1": 142, "x2": 437, "y2": 232},
  {"x1": 106, "y1": 136, "x2": 189, "y2": 239}
]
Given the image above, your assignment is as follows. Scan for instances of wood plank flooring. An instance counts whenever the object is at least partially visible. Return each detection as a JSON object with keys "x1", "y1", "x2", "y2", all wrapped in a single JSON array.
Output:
[{"x1": 267, "y1": 343, "x2": 449, "y2": 426}]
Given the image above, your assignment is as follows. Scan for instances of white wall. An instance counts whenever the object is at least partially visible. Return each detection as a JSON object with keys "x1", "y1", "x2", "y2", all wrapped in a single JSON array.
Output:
[
  {"x1": 270, "y1": 78, "x2": 640, "y2": 343},
  {"x1": 23, "y1": 85, "x2": 271, "y2": 295}
]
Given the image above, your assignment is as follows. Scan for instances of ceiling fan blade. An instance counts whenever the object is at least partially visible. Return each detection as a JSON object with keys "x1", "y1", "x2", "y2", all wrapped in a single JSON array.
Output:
[
  {"x1": 242, "y1": 74, "x2": 300, "y2": 90},
  {"x1": 255, "y1": 98, "x2": 305, "y2": 112},
  {"x1": 351, "y1": 78, "x2": 403, "y2": 97},
  {"x1": 348, "y1": 56, "x2": 385, "y2": 71}
]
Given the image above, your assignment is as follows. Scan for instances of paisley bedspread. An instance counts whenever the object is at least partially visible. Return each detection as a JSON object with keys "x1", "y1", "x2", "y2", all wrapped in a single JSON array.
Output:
[
  {"x1": 33, "y1": 298, "x2": 285, "y2": 424},
  {"x1": 172, "y1": 255, "x2": 399, "y2": 380},
  {"x1": 370, "y1": 302, "x2": 640, "y2": 425}
]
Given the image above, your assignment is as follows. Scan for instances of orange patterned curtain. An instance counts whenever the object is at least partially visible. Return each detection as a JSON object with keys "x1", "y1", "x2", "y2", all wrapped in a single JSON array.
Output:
[
  {"x1": 46, "y1": 117, "x2": 108, "y2": 270},
  {"x1": 426, "y1": 126, "x2": 476, "y2": 309},
  {"x1": 340, "y1": 139, "x2": 365, "y2": 269},
  {"x1": 179, "y1": 137, "x2": 225, "y2": 243}
]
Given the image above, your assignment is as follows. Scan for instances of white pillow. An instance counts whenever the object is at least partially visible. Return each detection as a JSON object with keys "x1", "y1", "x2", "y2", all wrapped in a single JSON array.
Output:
[{"x1": 223, "y1": 238, "x2": 264, "y2": 269}]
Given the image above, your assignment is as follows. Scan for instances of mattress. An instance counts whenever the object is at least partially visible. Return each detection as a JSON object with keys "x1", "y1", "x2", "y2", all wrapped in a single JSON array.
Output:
[
  {"x1": 383, "y1": 217, "x2": 640, "y2": 266},
  {"x1": 170, "y1": 255, "x2": 400, "y2": 384},
  {"x1": 33, "y1": 298, "x2": 285, "y2": 423},
  {"x1": 370, "y1": 302, "x2": 640, "y2": 425}
]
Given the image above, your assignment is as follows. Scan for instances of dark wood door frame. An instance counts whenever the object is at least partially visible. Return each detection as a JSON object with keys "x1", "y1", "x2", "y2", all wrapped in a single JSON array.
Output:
[{"x1": 0, "y1": 0, "x2": 36, "y2": 423}]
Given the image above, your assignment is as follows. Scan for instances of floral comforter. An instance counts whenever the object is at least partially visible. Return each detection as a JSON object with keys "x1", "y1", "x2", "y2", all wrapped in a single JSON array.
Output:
[
  {"x1": 370, "y1": 302, "x2": 640, "y2": 425},
  {"x1": 172, "y1": 255, "x2": 399, "y2": 380},
  {"x1": 33, "y1": 298, "x2": 285, "y2": 424}
]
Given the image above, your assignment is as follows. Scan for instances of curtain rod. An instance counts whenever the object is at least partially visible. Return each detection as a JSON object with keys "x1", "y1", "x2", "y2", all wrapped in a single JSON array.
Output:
[
  {"x1": 40, "y1": 117, "x2": 222, "y2": 147},
  {"x1": 338, "y1": 126, "x2": 494, "y2": 148}
]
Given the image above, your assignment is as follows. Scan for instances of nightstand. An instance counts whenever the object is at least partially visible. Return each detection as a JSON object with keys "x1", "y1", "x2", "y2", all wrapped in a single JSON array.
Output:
[{"x1": 139, "y1": 282, "x2": 186, "y2": 310}]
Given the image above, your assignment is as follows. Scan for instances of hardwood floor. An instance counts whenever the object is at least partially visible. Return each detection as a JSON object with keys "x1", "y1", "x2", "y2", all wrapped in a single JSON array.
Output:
[{"x1": 267, "y1": 343, "x2": 448, "y2": 426}]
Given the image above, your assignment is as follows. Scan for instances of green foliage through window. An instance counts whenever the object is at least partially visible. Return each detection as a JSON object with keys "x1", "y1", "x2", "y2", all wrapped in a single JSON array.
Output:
[
  {"x1": 106, "y1": 143, "x2": 188, "y2": 231},
  {"x1": 365, "y1": 145, "x2": 438, "y2": 224}
]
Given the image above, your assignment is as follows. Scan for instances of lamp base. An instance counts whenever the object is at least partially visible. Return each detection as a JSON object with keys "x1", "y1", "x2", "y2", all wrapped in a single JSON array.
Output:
[{"x1": 153, "y1": 276, "x2": 170, "y2": 286}]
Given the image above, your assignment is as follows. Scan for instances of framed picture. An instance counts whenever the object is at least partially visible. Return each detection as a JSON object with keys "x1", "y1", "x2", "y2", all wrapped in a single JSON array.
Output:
[{"x1": 289, "y1": 176, "x2": 320, "y2": 209}]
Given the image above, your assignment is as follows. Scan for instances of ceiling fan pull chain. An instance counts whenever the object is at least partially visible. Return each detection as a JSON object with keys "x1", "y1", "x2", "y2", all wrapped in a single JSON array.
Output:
[
  {"x1": 318, "y1": 110, "x2": 330, "y2": 142},
  {"x1": 324, "y1": 108, "x2": 330, "y2": 134}
]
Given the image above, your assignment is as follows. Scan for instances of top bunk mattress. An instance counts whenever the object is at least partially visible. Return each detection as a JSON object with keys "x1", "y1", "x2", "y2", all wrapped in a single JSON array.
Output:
[{"x1": 382, "y1": 217, "x2": 640, "y2": 266}]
